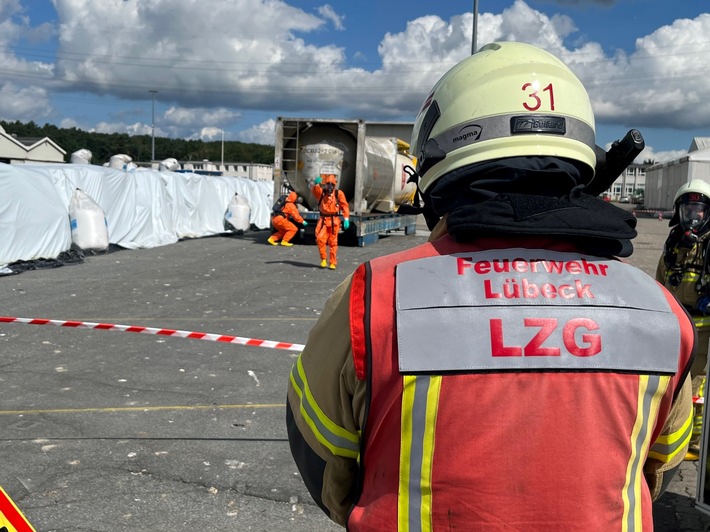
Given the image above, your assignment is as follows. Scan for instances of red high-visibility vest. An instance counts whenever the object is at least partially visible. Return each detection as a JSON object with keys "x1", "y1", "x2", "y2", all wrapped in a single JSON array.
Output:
[{"x1": 347, "y1": 234, "x2": 694, "y2": 531}]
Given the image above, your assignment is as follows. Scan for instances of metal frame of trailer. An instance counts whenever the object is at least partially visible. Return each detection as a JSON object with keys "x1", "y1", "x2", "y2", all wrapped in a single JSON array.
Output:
[{"x1": 273, "y1": 117, "x2": 417, "y2": 247}]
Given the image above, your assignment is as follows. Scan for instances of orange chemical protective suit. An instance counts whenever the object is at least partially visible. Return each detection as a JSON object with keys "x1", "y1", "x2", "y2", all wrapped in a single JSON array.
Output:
[
  {"x1": 311, "y1": 174, "x2": 350, "y2": 268},
  {"x1": 270, "y1": 192, "x2": 305, "y2": 245}
]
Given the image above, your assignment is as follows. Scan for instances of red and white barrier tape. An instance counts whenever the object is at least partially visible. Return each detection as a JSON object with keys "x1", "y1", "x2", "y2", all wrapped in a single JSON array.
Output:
[{"x1": 0, "y1": 316, "x2": 305, "y2": 352}]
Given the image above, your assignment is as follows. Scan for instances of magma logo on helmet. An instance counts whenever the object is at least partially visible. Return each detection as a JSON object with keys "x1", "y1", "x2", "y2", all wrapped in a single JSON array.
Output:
[
  {"x1": 451, "y1": 125, "x2": 482, "y2": 145},
  {"x1": 450, "y1": 115, "x2": 566, "y2": 148},
  {"x1": 432, "y1": 113, "x2": 577, "y2": 157}
]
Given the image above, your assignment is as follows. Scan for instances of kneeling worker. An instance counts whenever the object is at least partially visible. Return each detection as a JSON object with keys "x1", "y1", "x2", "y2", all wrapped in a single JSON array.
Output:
[{"x1": 268, "y1": 191, "x2": 306, "y2": 247}]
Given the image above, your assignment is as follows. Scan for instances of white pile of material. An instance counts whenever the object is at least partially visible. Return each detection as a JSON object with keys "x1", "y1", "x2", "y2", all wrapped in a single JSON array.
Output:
[
  {"x1": 0, "y1": 163, "x2": 273, "y2": 269},
  {"x1": 69, "y1": 188, "x2": 109, "y2": 251},
  {"x1": 70, "y1": 149, "x2": 93, "y2": 164},
  {"x1": 224, "y1": 193, "x2": 251, "y2": 232}
]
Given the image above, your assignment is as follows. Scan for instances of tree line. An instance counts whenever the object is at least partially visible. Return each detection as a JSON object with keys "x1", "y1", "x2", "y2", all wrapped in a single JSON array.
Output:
[{"x1": 1, "y1": 120, "x2": 275, "y2": 165}]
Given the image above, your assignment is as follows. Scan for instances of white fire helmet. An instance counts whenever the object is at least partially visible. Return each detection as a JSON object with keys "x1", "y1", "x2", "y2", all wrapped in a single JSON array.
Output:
[
  {"x1": 673, "y1": 179, "x2": 710, "y2": 235},
  {"x1": 410, "y1": 41, "x2": 597, "y2": 193}
]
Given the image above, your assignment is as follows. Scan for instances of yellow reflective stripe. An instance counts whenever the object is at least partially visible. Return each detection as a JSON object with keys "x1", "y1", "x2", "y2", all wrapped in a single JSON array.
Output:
[
  {"x1": 648, "y1": 405, "x2": 693, "y2": 462},
  {"x1": 289, "y1": 357, "x2": 359, "y2": 458},
  {"x1": 622, "y1": 375, "x2": 668, "y2": 532},
  {"x1": 664, "y1": 271, "x2": 699, "y2": 283},
  {"x1": 419, "y1": 376, "x2": 441, "y2": 532},
  {"x1": 399, "y1": 376, "x2": 416, "y2": 532},
  {"x1": 398, "y1": 375, "x2": 441, "y2": 532},
  {"x1": 693, "y1": 316, "x2": 710, "y2": 329}
]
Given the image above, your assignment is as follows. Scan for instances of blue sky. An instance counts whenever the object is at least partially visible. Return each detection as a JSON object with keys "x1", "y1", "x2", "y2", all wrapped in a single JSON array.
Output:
[{"x1": 1, "y1": 0, "x2": 709, "y2": 164}]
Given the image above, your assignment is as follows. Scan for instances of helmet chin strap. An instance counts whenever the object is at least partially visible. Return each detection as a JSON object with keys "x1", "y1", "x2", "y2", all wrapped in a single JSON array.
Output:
[
  {"x1": 395, "y1": 165, "x2": 441, "y2": 230},
  {"x1": 399, "y1": 156, "x2": 587, "y2": 233}
]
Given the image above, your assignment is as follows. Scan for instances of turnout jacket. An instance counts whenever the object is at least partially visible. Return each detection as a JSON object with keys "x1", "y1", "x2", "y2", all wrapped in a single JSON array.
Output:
[
  {"x1": 287, "y1": 230, "x2": 695, "y2": 531},
  {"x1": 657, "y1": 230, "x2": 710, "y2": 375},
  {"x1": 655, "y1": 229, "x2": 710, "y2": 311}
]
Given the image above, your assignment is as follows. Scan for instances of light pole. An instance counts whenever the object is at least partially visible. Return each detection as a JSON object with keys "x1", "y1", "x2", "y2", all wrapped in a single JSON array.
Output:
[
  {"x1": 149, "y1": 89, "x2": 158, "y2": 161},
  {"x1": 471, "y1": 0, "x2": 479, "y2": 55},
  {"x1": 221, "y1": 129, "x2": 225, "y2": 168}
]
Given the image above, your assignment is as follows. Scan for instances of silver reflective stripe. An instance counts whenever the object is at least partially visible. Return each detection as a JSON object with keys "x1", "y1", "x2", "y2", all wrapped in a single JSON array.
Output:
[
  {"x1": 408, "y1": 375, "x2": 429, "y2": 532},
  {"x1": 430, "y1": 114, "x2": 595, "y2": 155},
  {"x1": 649, "y1": 418, "x2": 693, "y2": 458},
  {"x1": 395, "y1": 250, "x2": 680, "y2": 373},
  {"x1": 289, "y1": 362, "x2": 360, "y2": 456},
  {"x1": 625, "y1": 375, "x2": 663, "y2": 531}
]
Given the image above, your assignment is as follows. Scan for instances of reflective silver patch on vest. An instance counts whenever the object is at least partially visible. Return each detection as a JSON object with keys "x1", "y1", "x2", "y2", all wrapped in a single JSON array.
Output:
[{"x1": 395, "y1": 249, "x2": 681, "y2": 374}]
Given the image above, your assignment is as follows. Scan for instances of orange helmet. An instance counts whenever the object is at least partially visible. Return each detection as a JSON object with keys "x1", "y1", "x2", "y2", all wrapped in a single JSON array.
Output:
[{"x1": 287, "y1": 191, "x2": 298, "y2": 203}]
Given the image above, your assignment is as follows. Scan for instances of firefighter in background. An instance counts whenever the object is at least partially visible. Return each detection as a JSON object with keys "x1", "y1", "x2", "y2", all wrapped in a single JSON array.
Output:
[
  {"x1": 286, "y1": 42, "x2": 694, "y2": 530},
  {"x1": 656, "y1": 179, "x2": 710, "y2": 461},
  {"x1": 310, "y1": 173, "x2": 350, "y2": 270},
  {"x1": 268, "y1": 191, "x2": 307, "y2": 247}
]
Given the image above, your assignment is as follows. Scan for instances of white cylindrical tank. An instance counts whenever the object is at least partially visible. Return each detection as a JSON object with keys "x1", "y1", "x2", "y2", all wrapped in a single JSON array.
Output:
[
  {"x1": 283, "y1": 125, "x2": 416, "y2": 213},
  {"x1": 71, "y1": 149, "x2": 93, "y2": 164}
]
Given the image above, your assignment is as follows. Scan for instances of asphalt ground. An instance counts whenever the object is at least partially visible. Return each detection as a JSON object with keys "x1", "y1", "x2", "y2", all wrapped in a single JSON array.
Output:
[{"x1": 1, "y1": 208, "x2": 710, "y2": 531}]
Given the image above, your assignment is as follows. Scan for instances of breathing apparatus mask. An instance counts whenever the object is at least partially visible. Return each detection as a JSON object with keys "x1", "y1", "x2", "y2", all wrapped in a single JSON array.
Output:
[
  {"x1": 669, "y1": 181, "x2": 710, "y2": 247},
  {"x1": 679, "y1": 201, "x2": 709, "y2": 237},
  {"x1": 662, "y1": 183, "x2": 710, "y2": 285}
]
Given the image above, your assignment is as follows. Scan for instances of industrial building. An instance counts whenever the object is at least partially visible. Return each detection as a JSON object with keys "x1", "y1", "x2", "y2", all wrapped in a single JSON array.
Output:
[
  {"x1": 644, "y1": 137, "x2": 710, "y2": 211},
  {"x1": 0, "y1": 124, "x2": 66, "y2": 164}
]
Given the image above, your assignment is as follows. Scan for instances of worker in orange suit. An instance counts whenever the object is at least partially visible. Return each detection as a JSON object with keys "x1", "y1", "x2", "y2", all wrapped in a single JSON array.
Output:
[
  {"x1": 310, "y1": 174, "x2": 350, "y2": 269},
  {"x1": 268, "y1": 191, "x2": 307, "y2": 247}
]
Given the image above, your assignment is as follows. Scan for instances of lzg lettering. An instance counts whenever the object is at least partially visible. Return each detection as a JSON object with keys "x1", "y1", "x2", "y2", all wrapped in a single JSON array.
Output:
[{"x1": 490, "y1": 317, "x2": 601, "y2": 357}]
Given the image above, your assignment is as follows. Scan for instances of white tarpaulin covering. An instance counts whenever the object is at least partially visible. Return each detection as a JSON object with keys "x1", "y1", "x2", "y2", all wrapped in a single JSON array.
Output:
[{"x1": 0, "y1": 163, "x2": 273, "y2": 270}]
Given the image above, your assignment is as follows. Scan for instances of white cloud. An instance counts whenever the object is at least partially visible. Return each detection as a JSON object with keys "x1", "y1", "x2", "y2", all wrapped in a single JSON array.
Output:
[
  {"x1": 58, "y1": 117, "x2": 81, "y2": 129},
  {"x1": 236, "y1": 119, "x2": 276, "y2": 145},
  {"x1": 636, "y1": 146, "x2": 687, "y2": 165},
  {"x1": 49, "y1": 0, "x2": 333, "y2": 103},
  {"x1": 57, "y1": 117, "x2": 158, "y2": 137},
  {"x1": 1, "y1": 0, "x2": 709, "y2": 150},
  {"x1": 92, "y1": 121, "x2": 154, "y2": 136},
  {"x1": 160, "y1": 106, "x2": 241, "y2": 139},
  {"x1": 163, "y1": 106, "x2": 240, "y2": 128},
  {"x1": 0, "y1": 1, "x2": 54, "y2": 80},
  {"x1": 317, "y1": 4, "x2": 345, "y2": 30},
  {"x1": 0, "y1": 82, "x2": 52, "y2": 120},
  {"x1": 199, "y1": 126, "x2": 223, "y2": 141},
  {"x1": 604, "y1": 16, "x2": 710, "y2": 129}
]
